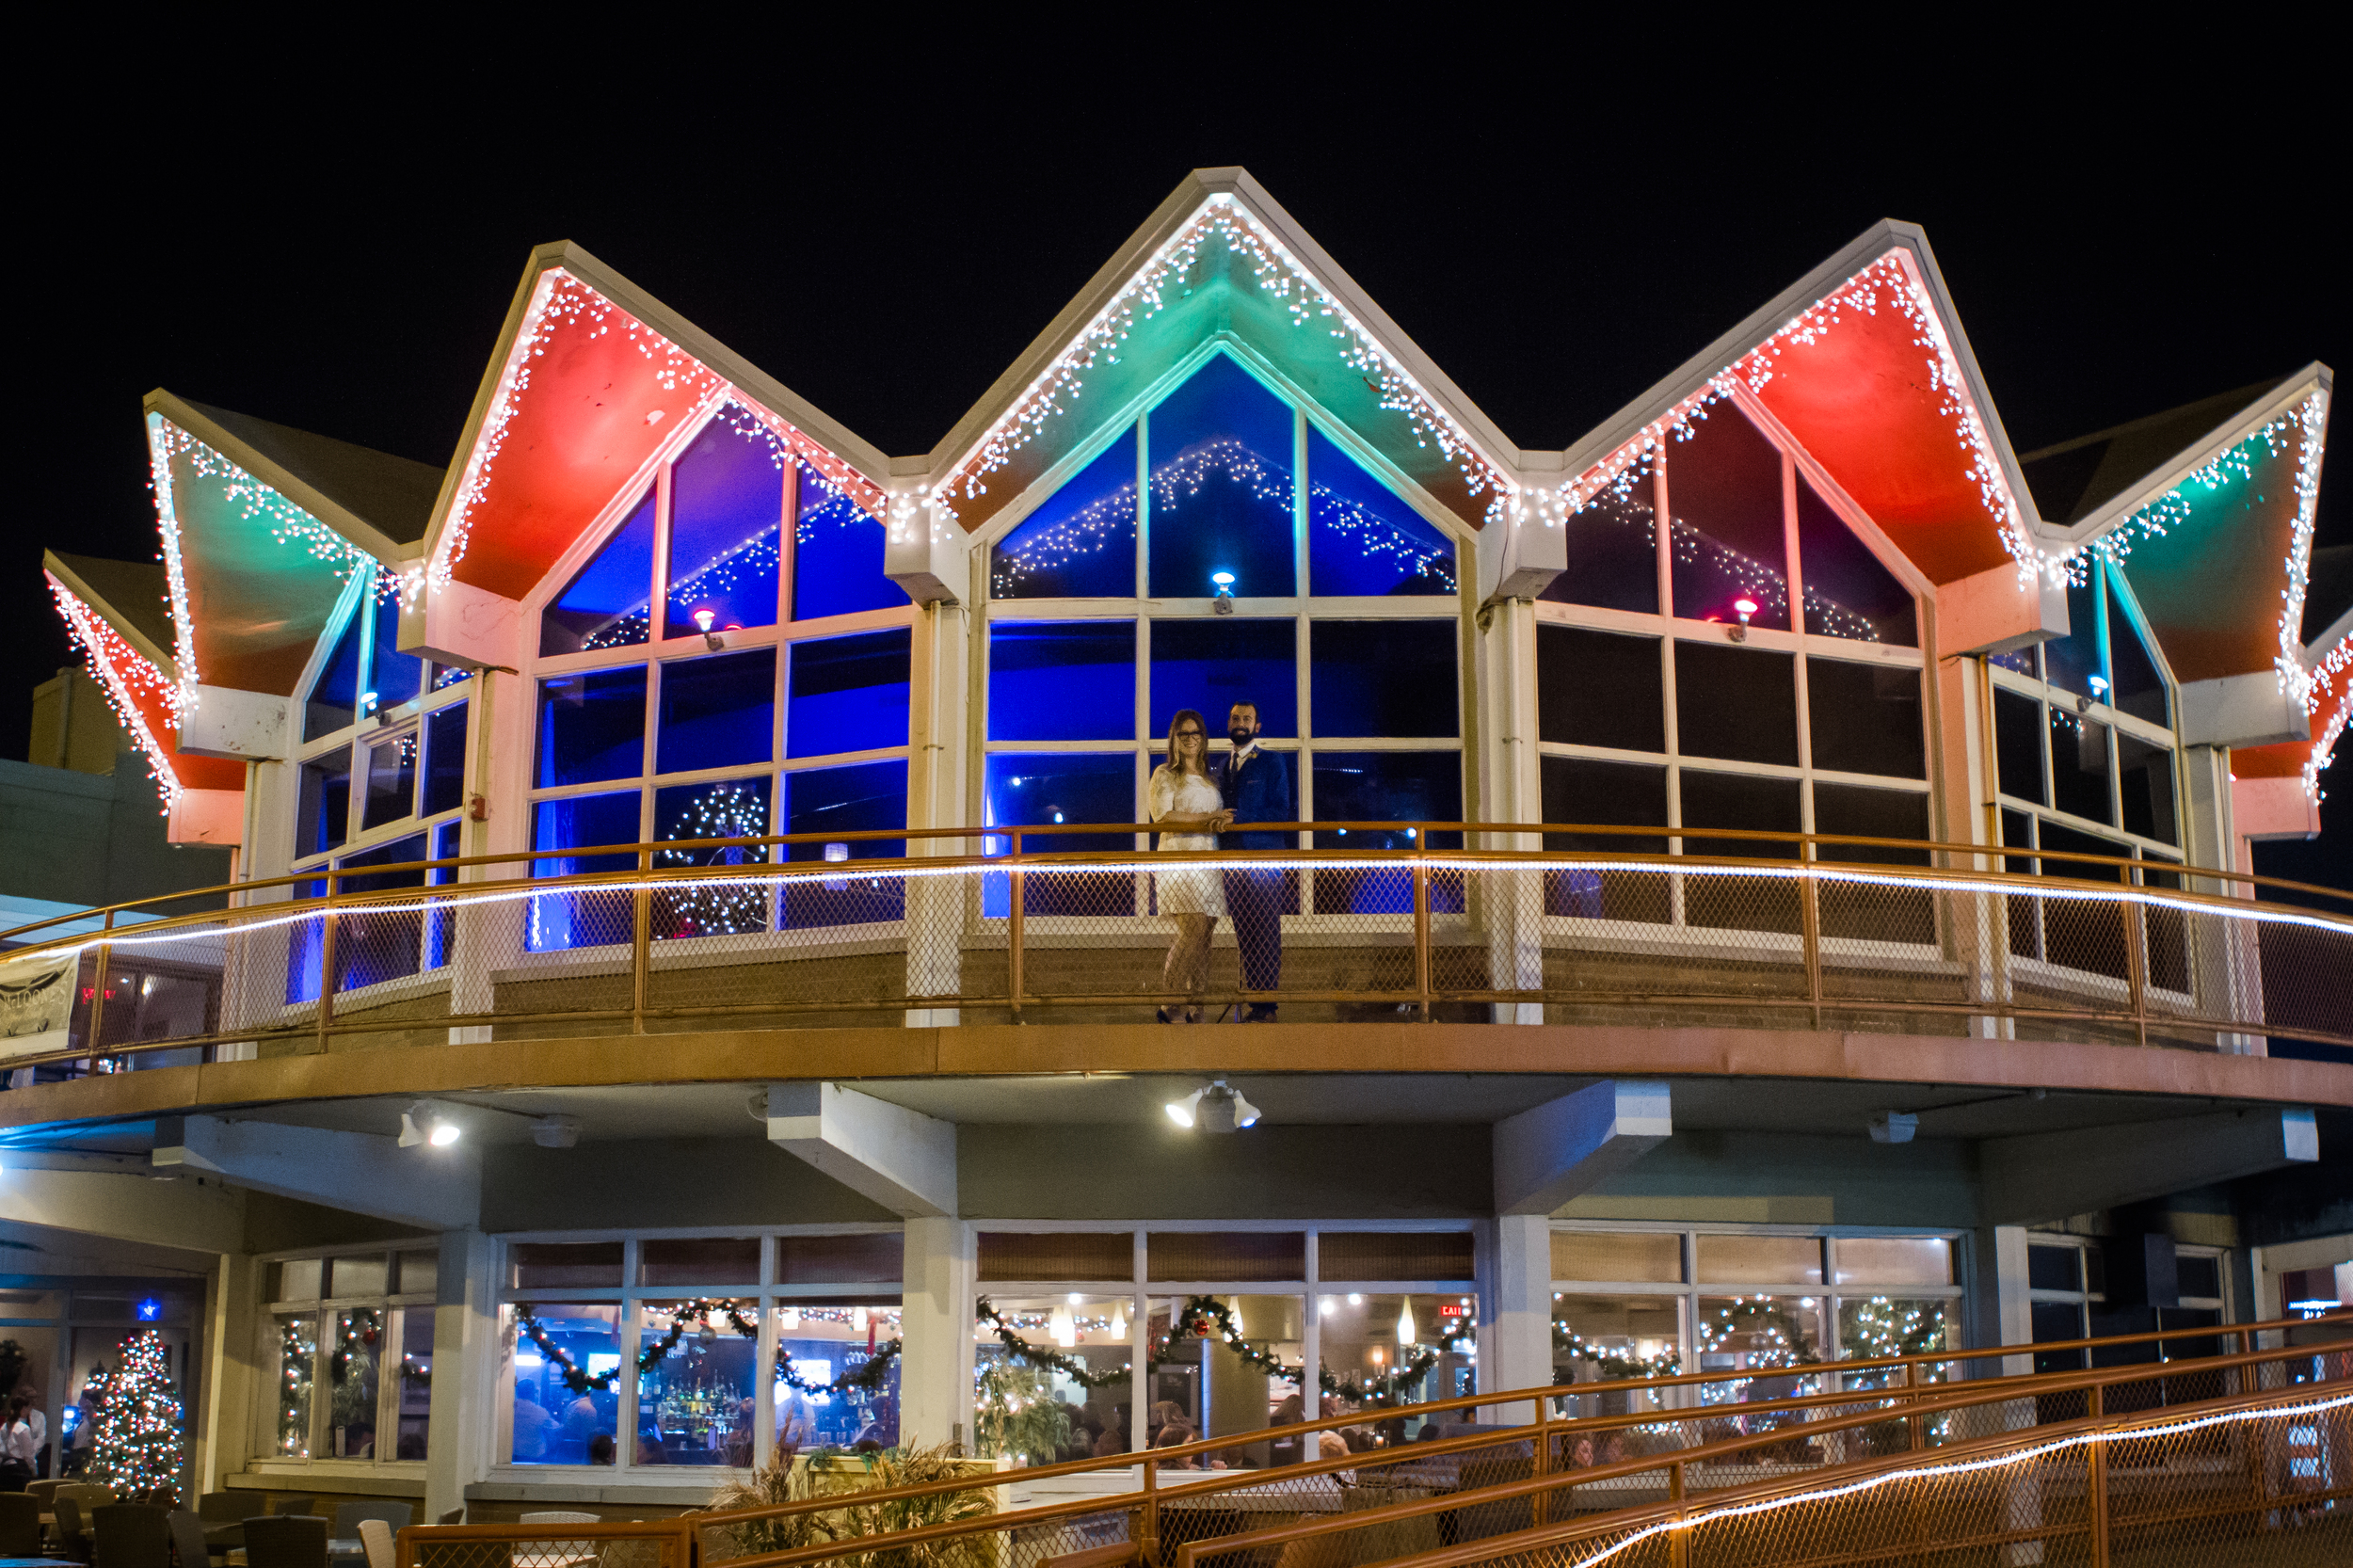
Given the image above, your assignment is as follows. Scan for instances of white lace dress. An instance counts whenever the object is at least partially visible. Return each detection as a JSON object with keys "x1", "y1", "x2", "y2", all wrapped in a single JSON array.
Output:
[{"x1": 1150, "y1": 766, "x2": 1228, "y2": 919}]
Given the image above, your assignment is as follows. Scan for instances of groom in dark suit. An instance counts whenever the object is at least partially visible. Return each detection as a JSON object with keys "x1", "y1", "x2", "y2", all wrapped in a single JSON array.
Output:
[{"x1": 1217, "y1": 701, "x2": 1294, "y2": 1022}]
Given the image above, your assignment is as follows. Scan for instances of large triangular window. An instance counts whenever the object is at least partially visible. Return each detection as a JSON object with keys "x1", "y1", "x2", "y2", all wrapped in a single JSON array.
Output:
[
  {"x1": 664, "y1": 415, "x2": 782, "y2": 639},
  {"x1": 1147, "y1": 354, "x2": 1296, "y2": 599},
  {"x1": 991, "y1": 427, "x2": 1139, "y2": 599},
  {"x1": 541, "y1": 489, "x2": 657, "y2": 657},
  {"x1": 1795, "y1": 473, "x2": 1916, "y2": 647},
  {"x1": 1305, "y1": 426, "x2": 1454, "y2": 597}
]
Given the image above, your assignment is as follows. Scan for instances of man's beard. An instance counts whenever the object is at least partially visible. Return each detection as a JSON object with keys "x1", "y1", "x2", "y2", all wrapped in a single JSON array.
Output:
[{"x1": 1228, "y1": 728, "x2": 1254, "y2": 747}]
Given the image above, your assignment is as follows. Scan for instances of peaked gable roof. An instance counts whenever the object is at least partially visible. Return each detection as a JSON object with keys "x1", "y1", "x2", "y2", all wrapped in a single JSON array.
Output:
[
  {"x1": 923, "y1": 168, "x2": 1519, "y2": 540},
  {"x1": 423, "y1": 242, "x2": 888, "y2": 601},
  {"x1": 1553, "y1": 222, "x2": 2039, "y2": 589},
  {"x1": 145, "y1": 391, "x2": 421, "y2": 698},
  {"x1": 2019, "y1": 377, "x2": 2291, "y2": 527},
  {"x1": 2063, "y1": 367, "x2": 2331, "y2": 691}
]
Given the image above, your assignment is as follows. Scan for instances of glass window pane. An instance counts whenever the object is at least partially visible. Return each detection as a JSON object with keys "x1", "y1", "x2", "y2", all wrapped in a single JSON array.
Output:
[
  {"x1": 776, "y1": 1301, "x2": 903, "y2": 1451},
  {"x1": 665, "y1": 413, "x2": 783, "y2": 639},
  {"x1": 275, "y1": 1312, "x2": 317, "y2": 1456},
  {"x1": 527, "y1": 792, "x2": 640, "y2": 952},
  {"x1": 992, "y1": 428, "x2": 1138, "y2": 600},
  {"x1": 780, "y1": 760, "x2": 908, "y2": 930},
  {"x1": 1312, "y1": 1292, "x2": 1461, "y2": 1416},
  {"x1": 1537, "y1": 627, "x2": 1664, "y2": 752},
  {"x1": 1697, "y1": 1236, "x2": 1822, "y2": 1285},
  {"x1": 1994, "y1": 688, "x2": 2046, "y2": 805},
  {"x1": 1305, "y1": 426, "x2": 1455, "y2": 597},
  {"x1": 508, "y1": 1304, "x2": 618, "y2": 1465},
  {"x1": 370, "y1": 593, "x2": 423, "y2": 714},
  {"x1": 1807, "y1": 659, "x2": 1924, "y2": 778},
  {"x1": 656, "y1": 648, "x2": 776, "y2": 776},
  {"x1": 1545, "y1": 472, "x2": 1658, "y2": 614},
  {"x1": 2117, "y1": 733, "x2": 2177, "y2": 846},
  {"x1": 989, "y1": 621, "x2": 1135, "y2": 741},
  {"x1": 640, "y1": 1239, "x2": 761, "y2": 1287},
  {"x1": 979, "y1": 1294, "x2": 1142, "y2": 1463},
  {"x1": 1836, "y1": 1298, "x2": 1957, "y2": 1380},
  {"x1": 434, "y1": 663, "x2": 471, "y2": 693},
  {"x1": 2041, "y1": 575, "x2": 2101, "y2": 697},
  {"x1": 328, "y1": 1307, "x2": 382, "y2": 1458},
  {"x1": 1680, "y1": 771, "x2": 1801, "y2": 933},
  {"x1": 1796, "y1": 476, "x2": 1915, "y2": 646},
  {"x1": 1551, "y1": 1232, "x2": 1684, "y2": 1284},
  {"x1": 2106, "y1": 581, "x2": 2169, "y2": 725},
  {"x1": 298, "y1": 750, "x2": 352, "y2": 857},
  {"x1": 653, "y1": 776, "x2": 773, "y2": 940},
  {"x1": 306, "y1": 605, "x2": 366, "y2": 740},
  {"x1": 1147, "y1": 355, "x2": 1297, "y2": 600},
  {"x1": 395, "y1": 1309, "x2": 432, "y2": 1461},
  {"x1": 396, "y1": 1251, "x2": 438, "y2": 1297},
  {"x1": 984, "y1": 753, "x2": 1134, "y2": 852},
  {"x1": 639, "y1": 1300, "x2": 758, "y2": 1466},
  {"x1": 1311, "y1": 750, "x2": 1462, "y2": 849},
  {"x1": 792, "y1": 462, "x2": 904, "y2": 622},
  {"x1": 1150, "y1": 618, "x2": 1295, "y2": 741},
  {"x1": 536, "y1": 665, "x2": 648, "y2": 788},
  {"x1": 1811, "y1": 784, "x2": 1929, "y2": 861},
  {"x1": 978, "y1": 1231, "x2": 1134, "y2": 1283},
  {"x1": 786, "y1": 630, "x2": 912, "y2": 760},
  {"x1": 2031, "y1": 1301, "x2": 2087, "y2": 1371},
  {"x1": 1148, "y1": 1232, "x2": 1307, "y2": 1282},
  {"x1": 1310, "y1": 620, "x2": 1457, "y2": 738},
  {"x1": 1316, "y1": 1232, "x2": 1476, "y2": 1283},
  {"x1": 276, "y1": 1259, "x2": 324, "y2": 1302},
  {"x1": 1674, "y1": 643, "x2": 1798, "y2": 766},
  {"x1": 776, "y1": 1234, "x2": 905, "y2": 1284},
  {"x1": 1834, "y1": 1238, "x2": 1952, "y2": 1287},
  {"x1": 1696, "y1": 1295, "x2": 1827, "y2": 1401},
  {"x1": 2027, "y1": 1244, "x2": 2081, "y2": 1292},
  {"x1": 1552, "y1": 1295, "x2": 1682, "y2": 1391},
  {"x1": 2176, "y1": 1254, "x2": 2222, "y2": 1301},
  {"x1": 360, "y1": 729, "x2": 418, "y2": 831},
  {"x1": 542, "y1": 489, "x2": 656, "y2": 656},
  {"x1": 422, "y1": 701, "x2": 468, "y2": 818},
  {"x1": 508, "y1": 1241, "x2": 625, "y2": 1290},
  {"x1": 330, "y1": 1255, "x2": 389, "y2": 1297},
  {"x1": 1540, "y1": 759, "x2": 1670, "y2": 921},
  {"x1": 1667, "y1": 409, "x2": 1790, "y2": 631},
  {"x1": 2049, "y1": 710, "x2": 2113, "y2": 824}
]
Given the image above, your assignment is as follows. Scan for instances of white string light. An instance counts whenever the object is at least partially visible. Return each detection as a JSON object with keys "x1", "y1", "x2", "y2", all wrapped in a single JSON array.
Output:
[
  {"x1": 47, "y1": 576, "x2": 185, "y2": 812},
  {"x1": 431, "y1": 274, "x2": 884, "y2": 587},
  {"x1": 934, "y1": 193, "x2": 1513, "y2": 528}
]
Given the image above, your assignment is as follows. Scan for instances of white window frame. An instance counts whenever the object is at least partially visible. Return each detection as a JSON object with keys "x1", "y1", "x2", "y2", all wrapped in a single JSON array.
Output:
[{"x1": 250, "y1": 1240, "x2": 441, "y2": 1476}]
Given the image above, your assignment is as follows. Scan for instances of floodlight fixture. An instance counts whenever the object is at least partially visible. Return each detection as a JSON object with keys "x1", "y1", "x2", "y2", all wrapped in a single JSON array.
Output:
[
  {"x1": 1211, "y1": 570, "x2": 1236, "y2": 615},
  {"x1": 1163, "y1": 1079, "x2": 1261, "y2": 1132},
  {"x1": 399, "y1": 1102, "x2": 462, "y2": 1148}
]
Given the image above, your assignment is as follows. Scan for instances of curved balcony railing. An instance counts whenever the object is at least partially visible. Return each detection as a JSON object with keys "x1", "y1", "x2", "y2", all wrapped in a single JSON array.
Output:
[{"x1": 2, "y1": 824, "x2": 2348, "y2": 1078}]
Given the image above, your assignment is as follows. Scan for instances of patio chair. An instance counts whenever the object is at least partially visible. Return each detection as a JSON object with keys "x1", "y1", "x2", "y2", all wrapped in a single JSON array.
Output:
[
  {"x1": 90, "y1": 1503, "x2": 173, "y2": 1568},
  {"x1": 53, "y1": 1495, "x2": 92, "y2": 1563},
  {"x1": 356, "y1": 1519, "x2": 394, "y2": 1568},
  {"x1": 168, "y1": 1509, "x2": 214, "y2": 1568},
  {"x1": 331, "y1": 1505, "x2": 411, "y2": 1539},
  {"x1": 243, "y1": 1514, "x2": 328, "y2": 1568},
  {"x1": 0, "y1": 1492, "x2": 44, "y2": 1557}
]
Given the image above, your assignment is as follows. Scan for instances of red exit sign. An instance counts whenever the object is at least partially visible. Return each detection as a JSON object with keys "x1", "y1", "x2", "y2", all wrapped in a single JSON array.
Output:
[{"x1": 1438, "y1": 1304, "x2": 1470, "y2": 1318}]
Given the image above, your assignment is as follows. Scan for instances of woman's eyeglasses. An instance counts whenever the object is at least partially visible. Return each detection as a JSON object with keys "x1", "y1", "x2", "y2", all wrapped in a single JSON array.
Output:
[{"x1": 1175, "y1": 728, "x2": 1204, "y2": 739}]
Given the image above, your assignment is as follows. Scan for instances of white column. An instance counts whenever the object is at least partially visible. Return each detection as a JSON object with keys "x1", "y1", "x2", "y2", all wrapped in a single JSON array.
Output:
[
  {"x1": 899, "y1": 1218, "x2": 975, "y2": 1449},
  {"x1": 192, "y1": 1252, "x2": 257, "y2": 1496},
  {"x1": 424, "y1": 1229, "x2": 496, "y2": 1527},
  {"x1": 1476, "y1": 1215, "x2": 1554, "y2": 1418},
  {"x1": 906, "y1": 600, "x2": 970, "y2": 1026},
  {"x1": 1477, "y1": 599, "x2": 1544, "y2": 1024}
]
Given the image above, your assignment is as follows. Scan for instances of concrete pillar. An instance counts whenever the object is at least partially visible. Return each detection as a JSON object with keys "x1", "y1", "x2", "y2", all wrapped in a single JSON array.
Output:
[
  {"x1": 1966, "y1": 1225, "x2": 2035, "y2": 1376},
  {"x1": 1475, "y1": 1215, "x2": 1554, "y2": 1416},
  {"x1": 424, "y1": 1230, "x2": 496, "y2": 1527},
  {"x1": 905, "y1": 600, "x2": 969, "y2": 1027},
  {"x1": 193, "y1": 1252, "x2": 258, "y2": 1496},
  {"x1": 1475, "y1": 600, "x2": 1543, "y2": 1024},
  {"x1": 899, "y1": 1218, "x2": 975, "y2": 1450}
]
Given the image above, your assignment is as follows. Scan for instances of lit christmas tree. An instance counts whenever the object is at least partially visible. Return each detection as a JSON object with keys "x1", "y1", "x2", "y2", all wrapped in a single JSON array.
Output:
[{"x1": 88, "y1": 1330, "x2": 185, "y2": 1504}]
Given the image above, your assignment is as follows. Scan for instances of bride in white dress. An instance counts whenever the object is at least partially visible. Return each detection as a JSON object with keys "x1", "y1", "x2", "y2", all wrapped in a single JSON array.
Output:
[{"x1": 1149, "y1": 709, "x2": 1232, "y2": 1023}]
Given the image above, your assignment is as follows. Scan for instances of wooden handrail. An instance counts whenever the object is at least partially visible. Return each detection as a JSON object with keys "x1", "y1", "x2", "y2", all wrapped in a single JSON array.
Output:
[
  {"x1": 688, "y1": 1310, "x2": 2346, "y2": 1534},
  {"x1": 6, "y1": 818, "x2": 2344, "y2": 949}
]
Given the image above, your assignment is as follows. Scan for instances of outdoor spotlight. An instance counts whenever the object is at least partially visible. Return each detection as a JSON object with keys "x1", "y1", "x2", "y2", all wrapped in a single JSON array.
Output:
[
  {"x1": 1867, "y1": 1111, "x2": 1918, "y2": 1144},
  {"x1": 1165, "y1": 1079, "x2": 1261, "y2": 1133},
  {"x1": 531, "y1": 1114, "x2": 582, "y2": 1149},
  {"x1": 1730, "y1": 598, "x2": 1758, "y2": 642},
  {"x1": 399, "y1": 1102, "x2": 461, "y2": 1149},
  {"x1": 693, "y1": 608, "x2": 724, "y2": 651},
  {"x1": 1211, "y1": 570, "x2": 1237, "y2": 615}
]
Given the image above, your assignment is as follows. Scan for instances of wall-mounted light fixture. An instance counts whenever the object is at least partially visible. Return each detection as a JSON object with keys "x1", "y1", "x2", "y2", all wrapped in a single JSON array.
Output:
[{"x1": 1211, "y1": 571, "x2": 1237, "y2": 615}]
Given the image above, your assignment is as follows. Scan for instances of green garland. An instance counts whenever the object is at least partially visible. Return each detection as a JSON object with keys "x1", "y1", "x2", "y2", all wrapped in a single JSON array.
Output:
[
  {"x1": 1148, "y1": 1296, "x2": 1461, "y2": 1407},
  {"x1": 974, "y1": 1297, "x2": 1131, "y2": 1390},
  {"x1": 516, "y1": 1298, "x2": 760, "y2": 1395},
  {"x1": 775, "y1": 1338, "x2": 904, "y2": 1397},
  {"x1": 1552, "y1": 1324, "x2": 1682, "y2": 1381}
]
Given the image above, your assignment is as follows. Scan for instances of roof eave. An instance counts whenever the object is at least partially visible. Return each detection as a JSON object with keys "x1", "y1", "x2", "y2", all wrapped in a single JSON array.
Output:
[
  {"x1": 142, "y1": 389, "x2": 413, "y2": 566},
  {"x1": 2059, "y1": 363, "x2": 2333, "y2": 549},
  {"x1": 42, "y1": 550, "x2": 177, "y2": 679},
  {"x1": 920, "y1": 167, "x2": 1523, "y2": 488}
]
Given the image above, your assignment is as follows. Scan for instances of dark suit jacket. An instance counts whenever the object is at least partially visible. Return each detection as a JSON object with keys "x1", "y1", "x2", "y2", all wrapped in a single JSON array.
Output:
[{"x1": 1217, "y1": 747, "x2": 1295, "y2": 850}]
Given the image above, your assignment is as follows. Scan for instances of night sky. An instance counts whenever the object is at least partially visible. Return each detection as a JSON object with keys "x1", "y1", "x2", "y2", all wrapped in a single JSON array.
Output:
[{"x1": 11, "y1": 49, "x2": 2345, "y2": 891}]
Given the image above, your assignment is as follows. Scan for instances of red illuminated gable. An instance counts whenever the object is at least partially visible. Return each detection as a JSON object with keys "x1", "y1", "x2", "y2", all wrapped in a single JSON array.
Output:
[
  {"x1": 1559, "y1": 231, "x2": 2033, "y2": 588},
  {"x1": 428, "y1": 248, "x2": 889, "y2": 603}
]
